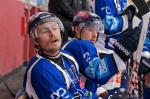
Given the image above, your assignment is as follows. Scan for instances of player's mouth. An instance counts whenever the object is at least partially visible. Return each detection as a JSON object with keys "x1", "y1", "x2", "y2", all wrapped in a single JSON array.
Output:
[{"x1": 51, "y1": 39, "x2": 58, "y2": 43}]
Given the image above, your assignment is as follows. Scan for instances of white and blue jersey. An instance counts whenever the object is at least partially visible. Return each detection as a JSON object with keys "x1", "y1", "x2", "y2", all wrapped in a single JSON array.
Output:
[
  {"x1": 62, "y1": 39, "x2": 124, "y2": 85},
  {"x1": 84, "y1": 52, "x2": 126, "y2": 93},
  {"x1": 94, "y1": 0, "x2": 128, "y2": 35},
  {"x1": 23, "y1": 51, "x2": 84, "y2": 99}
]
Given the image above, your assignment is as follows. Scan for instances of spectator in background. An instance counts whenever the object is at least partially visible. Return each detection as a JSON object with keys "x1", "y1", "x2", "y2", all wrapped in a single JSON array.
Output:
[{"x1": 48, "y1": 0, "x2": 90, "y2": 43}]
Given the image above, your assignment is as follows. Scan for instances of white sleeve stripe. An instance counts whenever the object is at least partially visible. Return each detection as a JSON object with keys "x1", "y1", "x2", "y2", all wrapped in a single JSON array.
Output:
[
  {"x1": 62, "y1": 39, "x2": 75, "y2": 50},
  {"x1": 113, "y1": 52, "x2": 126, "y2": 71},
  {"x1": 61, "y1": 52, "x2": 79, "y2": 71},
  {"x1": 37, "y1": 54, "x2": 71, "y2": 90},
  {"x1": 49, "y1": 59, "x2": 71, "y2": 90},
  {"x1": 26, "y1": 58, "x2": 41, "y2": 99}
]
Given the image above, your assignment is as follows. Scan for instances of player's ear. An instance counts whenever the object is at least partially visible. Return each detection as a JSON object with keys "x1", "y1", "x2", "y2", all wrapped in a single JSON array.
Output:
[
  {"x1": 72, "y1": 26, "x2": 80, "y2": 38},
  {"x1": 30, "y1": 36, "x2": 39, "y2": 47},
  {"x1": 75, "y1": 26, "x2": 81, "y2": 35}
]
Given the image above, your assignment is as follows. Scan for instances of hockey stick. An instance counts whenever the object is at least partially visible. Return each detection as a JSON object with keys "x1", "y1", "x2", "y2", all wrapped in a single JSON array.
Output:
[{"x1": 127, "y1": 0, "x2": 150, "y2": 98}]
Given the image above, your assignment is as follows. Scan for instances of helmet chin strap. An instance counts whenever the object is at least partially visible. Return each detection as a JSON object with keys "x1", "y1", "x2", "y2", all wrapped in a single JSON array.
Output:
[
  {"x1": 78, "y1": 23, "x2": 85, "y2": 40},
  {"x1": 96, "y1": 32, "x2": 99, "y2": 42},
  {"x1": 79, "y1": 29, "x2": 83, "y2": 40}
]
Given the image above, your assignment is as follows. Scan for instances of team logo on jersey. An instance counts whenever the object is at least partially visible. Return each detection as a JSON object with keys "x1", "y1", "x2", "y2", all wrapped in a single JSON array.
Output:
[
  {"x1": 83, "y1": 52, "x2": 90, "y2": 62},
  {"x1": 85, "y1": 57, "x2": 100, "y2": 78},
  {"x1": 101, "y1": 6, "x2": 111, "y2": 15},
  {"x1": 96, "y1": 58, "x2": 109, "y2": 79},
  {"x1": 50, "y1": 88, "x2": 69, "y2": 99}
]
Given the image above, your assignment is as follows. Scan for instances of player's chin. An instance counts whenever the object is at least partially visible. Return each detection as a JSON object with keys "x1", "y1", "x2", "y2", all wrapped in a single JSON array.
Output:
[
  {"x1": 91, "y1": 40, "x2": 96, "y2": 44},
  {"x1": 47, "y1": 45, "x2": 61, "y2": 52}
]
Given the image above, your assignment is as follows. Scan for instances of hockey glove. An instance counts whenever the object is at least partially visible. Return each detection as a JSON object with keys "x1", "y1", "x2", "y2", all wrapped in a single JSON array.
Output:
[{"x1": 113, "y1": 26, "x2": 141, "y2": 61}]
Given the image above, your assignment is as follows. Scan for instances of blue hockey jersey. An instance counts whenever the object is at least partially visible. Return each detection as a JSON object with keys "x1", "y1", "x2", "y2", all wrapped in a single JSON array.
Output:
[
  {"x1": 62, "y1": 39, "x2": 120, "y2": 85},
  {"x1": 94, "y1": 0, "x2": 127, "y2": 35},
  {"x1": 84, "y1": 53, "x2": 126, "y2": 93},
  {"x1": 23, "y1": 51, "x2": 84, "y2": 99},
  {"x1": 143, "y1": 21, "x2": 150, "y2": 52}
]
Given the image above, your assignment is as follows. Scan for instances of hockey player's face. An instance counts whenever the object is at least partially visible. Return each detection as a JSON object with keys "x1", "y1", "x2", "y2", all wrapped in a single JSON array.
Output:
[
  {"x1": 35, "y1": 22, "x2": 61, "y2": 56},
  {"x1": 81, "y1": 26, "x2": 98, "y2": 43}
]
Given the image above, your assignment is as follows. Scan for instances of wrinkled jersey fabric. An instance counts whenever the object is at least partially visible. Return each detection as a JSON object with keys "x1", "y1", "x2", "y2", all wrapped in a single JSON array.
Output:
[
  {"x1": 23, "y1": 51, "x2": 84, "y2": 99},
  {"x1": 62, "y1": 39, "x2": 119, "y2": 85}
]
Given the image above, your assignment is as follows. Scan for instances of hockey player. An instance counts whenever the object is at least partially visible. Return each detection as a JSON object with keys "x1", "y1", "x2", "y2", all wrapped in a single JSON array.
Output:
[
  {"x1": 62, "y1": 11, "x2": 128, "y2": 98},
  {"x1": 62, "y1": 11, "x2": 127, "y2": 81},
  {"x1": 72, "y1": 11, "x2": 125, "y2": 96},
  {"x1": 19, "y1": 12, "x2": 86, "y2": 99},
  {"x1": 63, "y1": 11, "x2": 141, "y2": 98}
]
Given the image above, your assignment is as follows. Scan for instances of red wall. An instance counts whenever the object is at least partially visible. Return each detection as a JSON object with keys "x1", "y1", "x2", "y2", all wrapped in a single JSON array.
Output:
[{"x1": 0, "y1": 0, "x2": 38, "y2": 76}]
